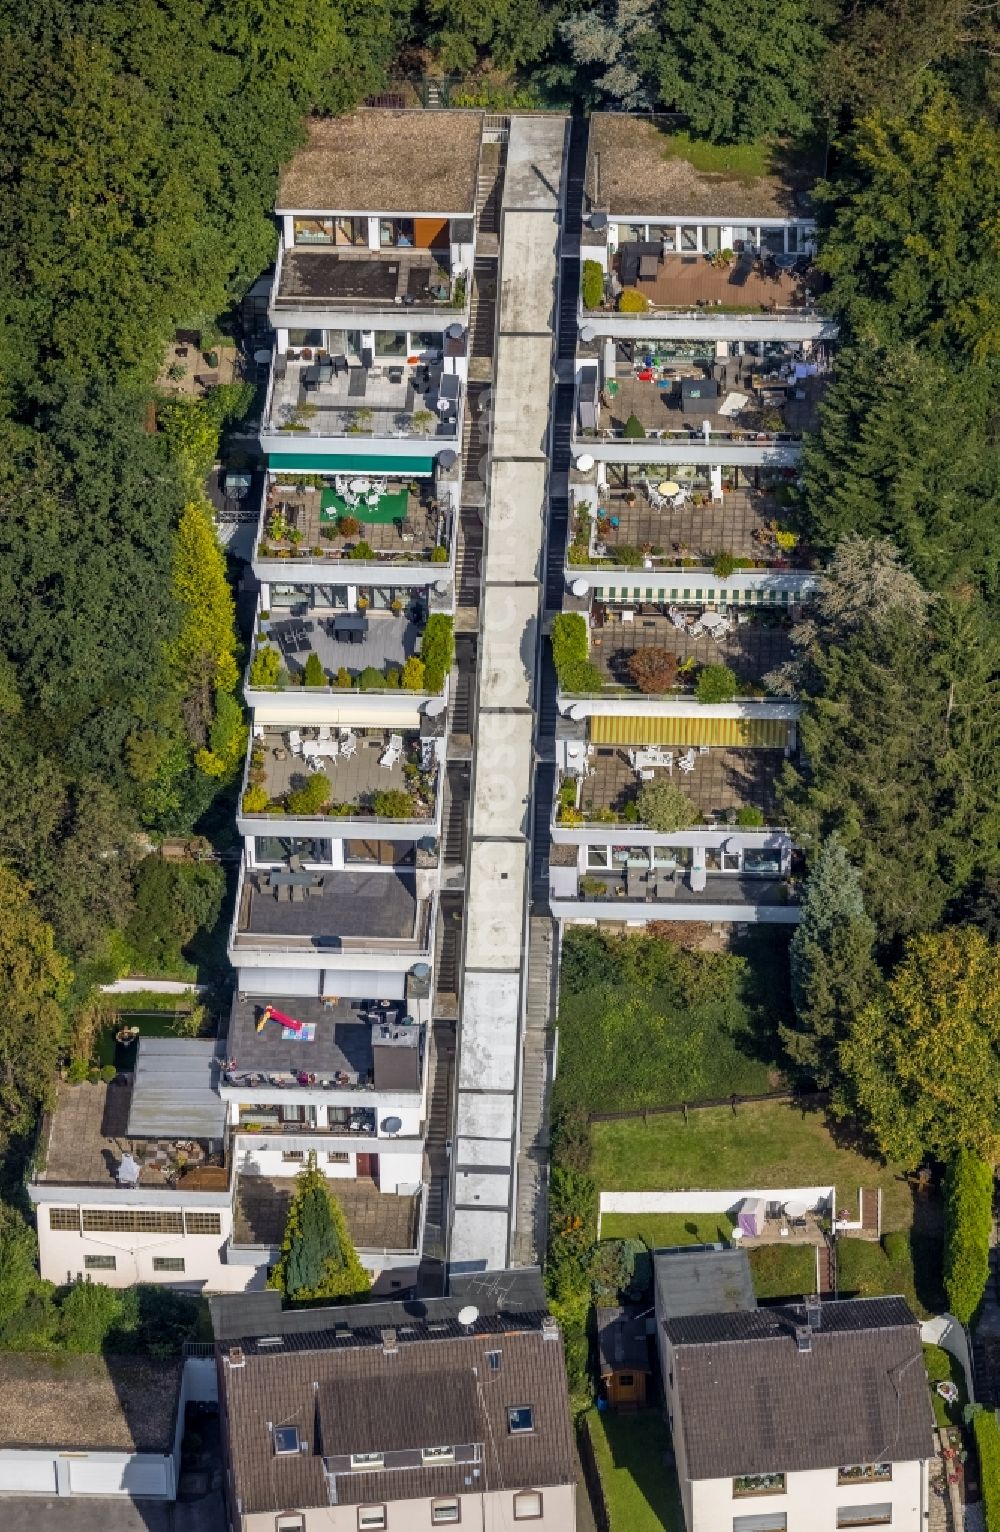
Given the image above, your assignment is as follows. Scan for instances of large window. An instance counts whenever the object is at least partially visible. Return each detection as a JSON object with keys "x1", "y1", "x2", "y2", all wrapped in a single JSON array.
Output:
[
  {"x1": 374, "y1": 331, "x2": 407, "y2": 357},
  {"x1": 50, "y1": 1208, "x2": 81, "y2": 1231},
  {"x1": 379, "y1": 218, "x2": 414, "y2": 248},
  {"x1": 422, "y1": 1447, "x2": 455, "y2": 1466},
  {"x1": 513, "y1": 1491, "x2": 543, "y2": 1521},
  {"x1": 733, "y1": 1516, "x2": 786, "y2": 1532},
  {"x1": 352, "y1": 1453, "x2": 385, "y2": 1471},
  {"x1": 82, "y1": 1210, "x2": 183, "y2": 1234},
  {"x1": 294, "y1": 217, "x2": 334, "y2": 246},
  {"x1": 733, "y1": 1474, "x2": 786, "y2": 1497},
  {"x1": 432, "y1": 1501, "x2": 460, "y2": 1525},
  {"x1": 152, "y1": 1257, "x2": 185, "y2": 1273},
  {"x1": 507, "y1": 1406, "x2": 534, "y2": 1435},
  {"x1": 288, "y1": 329, "x2": 324, "y2": 349},
  {"x1": 84, "y1": 1254, "x2": 116, "y2": 1271},
  {"x1": 357, "y1": 1505, "x2": 386, "y2": 1530},
  {"x1": 743, "y1": 848, "x2": 783, "y2": 878},
  {"x1": 336, "y1": 217, "x2": 368, "y2": 247},
  {"x1": 839, "y1": 1466, "x2": 892, "y2": 1486},
  {"x1": 836, "y1": 1509, "x2": 892, "y2": 1529},
  {"x1": 184, "y1": 1211, "x2": 222, "y2": 1235}
]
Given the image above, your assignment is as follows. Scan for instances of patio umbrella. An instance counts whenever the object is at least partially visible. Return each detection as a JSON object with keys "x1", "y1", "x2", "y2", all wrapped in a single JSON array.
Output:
[{"x1": 658, "y1": 481, "x2": 680, "y2": 497}]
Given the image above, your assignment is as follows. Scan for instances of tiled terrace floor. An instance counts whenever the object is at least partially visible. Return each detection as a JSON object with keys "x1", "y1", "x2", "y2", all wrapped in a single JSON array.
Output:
[
  {"x1": 275, "y1": 248, "x2": 450, "y2": 308},
  {"x1": 265, "y1": 485, "x2": 445, "y2": 558},
  {"x1": 581, "y1": 487, "x2": 800, "y2": 566},
  {"x1": 591, "y1": 611, "x2": 794, "y2": 690},
  {"x1": 234, "y1": 1174, "x2": 420, "y2": 1251},
  {"x1": 254, "y1": 728, "x2": 433, "y2": 815},
  {"x1": 240, "y1": 868, "x2": 419, "y2": 943},
  {"x1": 269, "y1": 360, "x2": 459, "y2": 440},
  {"x1": 39, "y1": 1082, "x2": 227, "y2": 1190},
  {"x1": 598, "y1": 372, "x2": 826, "y2": 439},
  {"x1": 258, "y1": 612, "x2": 421, "y2": 685},
  {"x1": 579, "y1": 872, "x2": 793, "y2": 906},
  {"x1": 619, "y1": 253, "x2": 822, "y2": 313},
  {"x1": 578, "y1": 745, "x2": 784, "y2": 822}
]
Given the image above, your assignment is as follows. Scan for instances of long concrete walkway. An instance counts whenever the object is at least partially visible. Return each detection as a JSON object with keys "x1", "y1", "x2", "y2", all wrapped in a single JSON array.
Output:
[{"x1": 448, "y1": 116, "x2": 568, "y2": 1275}]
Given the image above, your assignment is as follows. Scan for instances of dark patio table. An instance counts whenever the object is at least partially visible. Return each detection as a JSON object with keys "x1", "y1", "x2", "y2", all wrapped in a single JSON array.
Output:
[{"x1": 332, "y1": 614, "x2": 369, "y2": 643}]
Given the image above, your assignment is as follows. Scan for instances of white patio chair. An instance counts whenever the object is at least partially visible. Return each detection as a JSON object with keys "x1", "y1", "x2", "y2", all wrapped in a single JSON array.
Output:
[
  {"x1": 639, "y1": 769, "x2": 655, "y2": 782},
  {"x1": 379, "y1": 747, "x2": 401, "y2": 769},
  {"x1": 677, "y1": 756, "x2": 695, "y2": 775},
  {"x1": 389, "y1": 733, "x2": 404, "y2": 752},
  {"x1": 338, "y1": 731, "x2": 357, "y2": 758},
  {"x1": 698, "y1": 745, "x2": 710, "y2": 755},
  {"x1": 288, "y1": 729, "x2": 303, "y2": 756},
  {"x1": 317, "y1": 725, "x2": 332, "y2": 742}
]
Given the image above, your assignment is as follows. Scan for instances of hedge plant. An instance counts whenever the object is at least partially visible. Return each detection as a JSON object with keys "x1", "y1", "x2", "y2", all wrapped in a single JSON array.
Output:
[
  {"x1": 582, "y1": 259, "x2": 604, "y2": 310},
  {"x1": 551, "y1": 612, "x2": 603, "y2": 693},
  {"x1": 943, "y1": 1150, "x2": 993, "y2": 1324},
  {"x1": 974, "y1": 1409, "x2": 1000, "y2": 1532},
  {"x1": 696, "y1": 662, "x2": 737, "y2": 703},
  {"x1": 421, "y1": 614, "x2": 455, "y2": 692}
]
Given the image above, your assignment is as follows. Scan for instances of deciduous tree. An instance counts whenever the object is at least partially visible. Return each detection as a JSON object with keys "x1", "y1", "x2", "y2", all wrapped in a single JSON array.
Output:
[{"x1": 839, "y1": 927, "x2": 1000, "y2": 1162}]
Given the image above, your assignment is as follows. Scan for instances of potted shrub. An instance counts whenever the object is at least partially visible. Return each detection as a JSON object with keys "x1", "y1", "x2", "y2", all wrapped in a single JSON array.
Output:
[
  {"x1": 623, "y1": 413, "x2": 646, "y2": 440},
  {"x1": 411, "y1": 409, "x2": 435, "y2": 435},
  {"x1": 713, "y1": 551, "x2": 737, "y2": 579},
  {"x1": 356, "y1": 594, "x2": 370, "y2": 611},
  {"x1": 390, "y1": 597, "x2": 404, "y2": 615},
  {"x1": 579, "y1": 875, "x2": 607, "y2": 898},
  {"x1": 430, "y1": 544, "x2": 449, "y2": 562},
  {"x1": 337, "y1": 514, "x2": 360, "y2": 536}
]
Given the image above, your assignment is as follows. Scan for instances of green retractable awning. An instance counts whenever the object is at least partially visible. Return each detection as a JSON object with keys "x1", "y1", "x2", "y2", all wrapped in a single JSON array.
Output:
[{"x1": 267, "y1": 451, "x2": 436, "y2": 475}]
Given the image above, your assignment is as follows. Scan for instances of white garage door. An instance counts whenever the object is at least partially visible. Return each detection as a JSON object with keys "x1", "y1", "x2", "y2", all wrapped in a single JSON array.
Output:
[
  {"x1": 68, "y1": 1456, "x2": 170, "y2": 1497},
  {"x1": 0, "y1": 1457, "x2": 57, "y2": 1493}
]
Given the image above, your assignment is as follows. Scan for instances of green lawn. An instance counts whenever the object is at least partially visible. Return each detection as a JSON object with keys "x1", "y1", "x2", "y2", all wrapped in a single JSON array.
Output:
[
  {"x1": 924, "y1": 1343, "x2": 967, "y2": 1427},
  {"x1": 838, "y1": 1232, "x2": 944, "y2": 1320},
  {"x1": 746, "y1": 1243, "x2": 817, "y2": 1301},
  {"x1": 659, "y1": 132, "x2": 773, "y2": 178},
  {"x1": 584, "y1": 1409, "x2": 684, "y2": 1532},
  {"x1": 591, "y1": 1100, "x2": 914, "y2": 1231},
  {"x1": 600, "y1": 1213, "x2": 735, "y2": 1248},
  {"x1": 599, "y1": 1213, "x2": 817, "y2": 1302}
]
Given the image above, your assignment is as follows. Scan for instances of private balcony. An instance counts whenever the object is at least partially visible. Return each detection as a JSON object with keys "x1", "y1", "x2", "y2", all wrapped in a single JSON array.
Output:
[
  {"x1": 584, "y1": 606, "x2": 797, "y2": 698},
  {"x1": 229, "y1": 862, "x2": 435, "y2": 964},
  {"x1": 555, "y1": 743, "x2": 786, "y2": 833},
  {"x1": 262, "y1": 355, "x2": 463, "y2": 455},
  {"x1": 221, "y1": 994, "x2": 425, "y2": 1099},
  {"x1": 604, "y1": 249, "x2": 826, "y2": 317},
  {"x1": 567, "y1": 482, "x2": 814, "y2": 574},
  {"x1": 578, "y1": 364, "x2": 827, "y2": 447},
  {"x1": 238, "y1": 726, "x2": 442, "y2": 840},
  {"x1": 272, "y1": 244, "x2": 459, "y2": 316},
  {"x1": 256, "y1": 477, "x2": 453, "y2": 576}
]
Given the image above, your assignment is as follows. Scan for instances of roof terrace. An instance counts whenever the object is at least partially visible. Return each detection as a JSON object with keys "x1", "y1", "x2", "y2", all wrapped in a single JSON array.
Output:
[
  {"x1": 588, "y1": 606, "x2": 796, "y2": 695},
  {"x1": 233, "y1": 866, "x2": 431, "y2": 953},
  {"x1": 250, "y1": 610, "x2": 424, "y2": 691},
  {"x1": 34, "y1": 1075, "x2": 228, "y2": 1191},
  {"x1": 570, "y1": 481, "x2": 810, "y2": 570},
  {"x1": 581, "y1": 361, "x2": 827, "y2": 443},
  {"x1": 260, "y1": 477, "x2": 449, "y2": 565},
  {"x1": 569, "y1": 742, "x2": 786, "y2": 827},
  {"x1": 223, "y1": 994, "x2": 423, "y2": 1095},
  {"x1": 266, "y1": 356, "x2": 461, "y2": 442},
  {"x1": 273, "y1": 247, "x2": 457, "y2": 313},
  {"x1": 234, "y1": 1174, "x2": 421, "y2": 1254},
  {"x1": 244, "y1": 727, "x2": 439, "y2": 825}
]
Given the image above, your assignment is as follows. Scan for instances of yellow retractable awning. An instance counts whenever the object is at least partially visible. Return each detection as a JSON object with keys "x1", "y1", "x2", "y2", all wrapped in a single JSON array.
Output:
[{"x1": 589, "y1": 714, "x2": 790, "y2": 748}]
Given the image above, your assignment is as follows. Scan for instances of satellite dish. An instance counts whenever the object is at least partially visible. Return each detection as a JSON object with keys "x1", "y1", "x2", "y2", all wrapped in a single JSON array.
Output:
[
  {"x1": 590, "y1": 212, "x2": 608, "y2": 231},
  {"x1": 568, "y1": 703, "x2": 585, "y2": 722},
  {"x1": 412, "y1": 963, "x2": 431, "y2": 980},
  {"x1": 576, "y1": 453, "x2": 595, "y2": 472},
  {"x1": 457, "y1": 1305, "x2": 479, "y2": 1328},
  {"x1": 579, "y1": 325, "x2": 595, "y2": 344},
  {"x1": 571, "y1": 578, "x2": 589, "y2": 598},
  {"x1": 423, "y1": 697, "x2": 446, "y2": 717},
  {"x1": 381, "y1": 1116, "x2": 403, "y2": 1136},
  {"x1": 446, "y1": 322, "x2": 465, "y2": 340},
  {"x1": 437, "y1": 449, "x2": 457, "y2": 469}
]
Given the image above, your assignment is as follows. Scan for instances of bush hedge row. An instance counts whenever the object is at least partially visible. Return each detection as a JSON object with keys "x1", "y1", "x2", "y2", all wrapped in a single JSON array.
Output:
[
  {"x1": 975, "y1": 1409, "x2": 1000, "y2": 1532},
  {"x1": 943, "y1": 1150, "x2": 993, "y2": 1325}
]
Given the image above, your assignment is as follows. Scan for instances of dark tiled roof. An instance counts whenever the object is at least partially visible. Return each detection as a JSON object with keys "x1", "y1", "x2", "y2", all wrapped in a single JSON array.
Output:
[
  {"x1": 668, "y1": 1297, "x2": 935, "y2": 1479},
  {"x1": 221, "y1": 1319, "x2": 577, "y2": 1513},
  {"x1": 596, "y1": 1306, "x2": 651, "y2": 1376},
  {"x1": 655, "y1": 1247, "x2": 757, "y2": 1321},
  {"x1": 209, "y1": 1273, "x2": 547, "y2": 1344}
]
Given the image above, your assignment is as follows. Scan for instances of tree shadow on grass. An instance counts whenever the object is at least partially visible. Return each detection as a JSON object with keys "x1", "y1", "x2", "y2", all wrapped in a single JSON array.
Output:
[{"x1": 728, "y1": 926, "x2": 796, "y2": 1076}]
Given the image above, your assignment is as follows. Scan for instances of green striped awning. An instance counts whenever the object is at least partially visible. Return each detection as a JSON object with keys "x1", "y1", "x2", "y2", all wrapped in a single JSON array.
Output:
[
  {"x1": 589, "y1": 714, "x2": 790, "y2": 748},
  {"x1": 267, "y1": 452, "x2": 436, "y2": 475}
]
